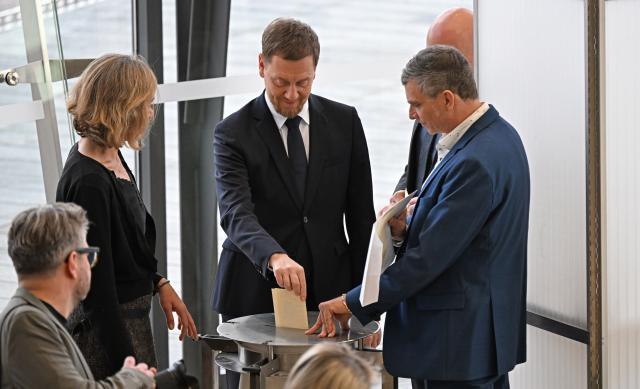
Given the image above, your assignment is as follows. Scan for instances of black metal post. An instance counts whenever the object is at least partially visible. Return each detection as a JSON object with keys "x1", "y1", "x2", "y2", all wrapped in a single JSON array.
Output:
[
  {"x1": 176, "y1": 0, "x2": 231, "y2": 381},
  {"x1": 133, "y1": 0, "x2": 169, "y2": 370}
]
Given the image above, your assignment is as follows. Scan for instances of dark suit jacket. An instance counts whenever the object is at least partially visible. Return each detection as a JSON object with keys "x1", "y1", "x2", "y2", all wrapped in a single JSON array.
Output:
[
  {"x1": 347, "y1": 105, "x2": 529, "y2": 381},
  {"x1": 213, "y1": 93, "x2": 375, "y2": 316},
  {"x1": 395, "y1": 121, "x2": 437, "y2": 194},
  {"x1": 0, "y1": 288, "x2": 153, "y2": 388}
]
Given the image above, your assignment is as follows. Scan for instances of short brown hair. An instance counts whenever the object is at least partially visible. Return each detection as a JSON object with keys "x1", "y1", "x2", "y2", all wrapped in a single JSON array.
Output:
[
  {"x1": 284, "y1": 344, "x2": 377, "y2": 389},
  {"x1": 401, "y1": 45, "x2": 478, "y2": 100},
  {"x1": 262, "y1": 18, "x2": 320, "y2": 66},
  {"x1": 67, "y1": 54, "x2": 157, "y2": 150},
  {"x1": 7, "y1": 203, "x2": 89, "y2": 277}
]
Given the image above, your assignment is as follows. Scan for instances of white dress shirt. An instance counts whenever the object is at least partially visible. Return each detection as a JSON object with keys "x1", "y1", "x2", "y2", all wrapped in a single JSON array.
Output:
[
  {"x1": 399, "y1": 102, "x2": 490, "y2": 243},
  {"x1": 265, "y1": 95, "x2": 310, "y2": 160},
  {"x1": 424, "y1": 102, "x2": 490, "y2": 185}
]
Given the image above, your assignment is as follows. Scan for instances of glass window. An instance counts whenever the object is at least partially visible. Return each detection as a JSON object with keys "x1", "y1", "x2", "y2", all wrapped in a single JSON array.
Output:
[
  {"x1": 0, "y1": 0, "x2": 135, "y2": 333},
  {"x1": 225, "y1": 0, "x2": 472, "y2": 208},
  {"x1": 0, "y1": 2, "x2": 47, "y2": 308},
  {"x1": 161, "y1": 0, "x2": 183, "y2": 363},
  {"x1": 48, "y1": 0, "x2": 135, "y2": 165}
]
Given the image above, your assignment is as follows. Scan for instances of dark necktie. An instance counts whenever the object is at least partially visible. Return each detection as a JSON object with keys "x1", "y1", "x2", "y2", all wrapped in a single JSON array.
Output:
[{"x1": 286, "y1": 116, "x2": 307, "y2": 200}]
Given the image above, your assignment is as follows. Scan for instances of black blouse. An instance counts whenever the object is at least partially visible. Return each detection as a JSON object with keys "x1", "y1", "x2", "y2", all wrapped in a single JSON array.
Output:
[
  {"x1": 116, "y1": 175, "x2": 147, "y2": 235},
  {"x1": 56, "y1": 142, "x2": 162, "y2": 375}
]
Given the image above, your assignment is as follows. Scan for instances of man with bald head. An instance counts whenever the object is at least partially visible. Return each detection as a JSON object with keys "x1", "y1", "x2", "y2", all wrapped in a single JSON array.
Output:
[
  {"x1": 393, "y1": 7, "x2": 474, "y2": 199},
  {"x1": 427, "y1": 7, "x2": 474, "y2": 68}
]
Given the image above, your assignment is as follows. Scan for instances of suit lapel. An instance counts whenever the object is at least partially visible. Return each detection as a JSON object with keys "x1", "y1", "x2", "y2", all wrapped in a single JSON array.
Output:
[
  {"x1": 424, "y1": 130, "x2": 438, "y2": 177},
  {"x1": 406, "y1": 121, "x2": 421, "y2": 192},
  {"x1": 15, "y1": 288, "x2": 94, "y2": 378},
  {"x1": 402, "y1": 106, "x2": 500, "y2": 252},
  {"x1": 253, "y1": 94, "x2": 303, "y2": 210},
  {"x1": 304, "y1": 95, "x2": 328, "y2": 212},
  {"x1": 417, "y1": 145, "x2": 459, "y2": 198},
  {"x1": 417, "y1": 105, "x2": 500, "y2": 199},
  {"x1": 403, "y1": 137, "x2": 464, "y2": 244},
  {"x1": 407, "y1": 121, "x2": 437, "y2": 193}
]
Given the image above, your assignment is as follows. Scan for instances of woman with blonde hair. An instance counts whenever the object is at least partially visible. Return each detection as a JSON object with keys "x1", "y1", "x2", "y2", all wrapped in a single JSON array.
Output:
[
  {"x1": 285, "y1": 343, "x2": 377, "y2": 389},
  {"x1": 56, "y1": 53, "x2": 197, "y2": 379}
]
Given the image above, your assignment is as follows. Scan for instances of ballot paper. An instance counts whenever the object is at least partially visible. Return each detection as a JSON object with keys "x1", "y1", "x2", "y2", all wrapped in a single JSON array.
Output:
[
  {"x1": 359, "y1": 191, "x2": 417, "y2": 306},
  {"x1": 272, "y1": 288, "x2": 309, "y2": 329}
]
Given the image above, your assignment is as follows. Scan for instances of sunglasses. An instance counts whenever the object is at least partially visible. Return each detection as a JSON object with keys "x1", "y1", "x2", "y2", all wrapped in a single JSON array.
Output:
[{"x1": 73, "y1": 247, "x2": 100, "y2": 268}]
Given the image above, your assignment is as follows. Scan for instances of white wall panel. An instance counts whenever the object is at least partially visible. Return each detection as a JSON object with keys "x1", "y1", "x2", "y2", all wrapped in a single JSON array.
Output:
[
  {"x1": 477, "y1": 0, "x2": 587, "y2": 328},
  {"x1": 604, "y1": 1, "x2": 640, "y2": 387},
  {"x1": 477, "y1": 1, "x2": 588, "y2": 387},
  {"x1": 511, "y1": 326, "x2": 587, "y2": 389}
]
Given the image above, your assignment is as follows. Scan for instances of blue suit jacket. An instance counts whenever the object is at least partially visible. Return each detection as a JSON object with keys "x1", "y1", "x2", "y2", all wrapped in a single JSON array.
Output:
[{"x1": 347, "y1": 105, "x2": 529, "y2": 381}]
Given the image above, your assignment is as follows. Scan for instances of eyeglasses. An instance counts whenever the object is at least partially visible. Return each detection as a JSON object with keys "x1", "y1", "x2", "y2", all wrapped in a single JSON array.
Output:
[{"x1": 73, "y1": 247, "x2": 100, "y2": 268}]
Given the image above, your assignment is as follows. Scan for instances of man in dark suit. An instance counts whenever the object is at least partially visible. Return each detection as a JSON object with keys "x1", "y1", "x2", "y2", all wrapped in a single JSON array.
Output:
[
  {"x1": 213, "y1": 16, "x2": 375, "y2": 329},
  {"x1": 393, "y1": 8, "x2": 474, "y2": 201},
  {"x1": 1, "y1": 203, "x2": 155, "y2": 388},
  {"x1": 309, "y1": 45, "x2": 530, "y2": 389}
]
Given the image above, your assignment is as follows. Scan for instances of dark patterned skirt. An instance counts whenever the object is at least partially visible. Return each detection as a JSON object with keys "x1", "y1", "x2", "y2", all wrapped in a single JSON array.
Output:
[{"x1": 68, "y1": 294, "x2": 157, "y2": 380}]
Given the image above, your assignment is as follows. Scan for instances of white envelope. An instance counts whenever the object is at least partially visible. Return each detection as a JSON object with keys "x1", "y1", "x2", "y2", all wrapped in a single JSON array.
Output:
[{"x1": 359, "y1": 191, "x2": 416, "y2": 306}]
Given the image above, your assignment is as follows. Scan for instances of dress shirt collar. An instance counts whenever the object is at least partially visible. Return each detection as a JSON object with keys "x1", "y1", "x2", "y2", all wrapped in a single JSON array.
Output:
[
  {"x1": 264, "y1": 93, "x2": 310, "y2": 129},
  {"x1": 436, "y1": 102, "x2": 490, "y2": 154},
  {"x1": 418, "y1": 102, "x2": 491, "y2": 196}
]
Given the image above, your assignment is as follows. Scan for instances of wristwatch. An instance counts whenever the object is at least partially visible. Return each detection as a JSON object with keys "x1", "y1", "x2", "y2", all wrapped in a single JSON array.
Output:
[{"x1": 341, "y1": 293, "x2": 352, "y2": 313}]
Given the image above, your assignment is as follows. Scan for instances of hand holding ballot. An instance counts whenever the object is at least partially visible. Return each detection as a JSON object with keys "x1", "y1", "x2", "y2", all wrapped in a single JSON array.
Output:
[
  {"x1": 269, "y1": 253, "x2": 307, "y2": 301},
  {"x1": 382, "y1": 191, "x2": 410, "y2": 241},
  {"x1": 358, "y1": 191, "x2": 417, "y2": 306},
  {"x1": 381, "y1": 190, "x2": 420, "y2": 240}
]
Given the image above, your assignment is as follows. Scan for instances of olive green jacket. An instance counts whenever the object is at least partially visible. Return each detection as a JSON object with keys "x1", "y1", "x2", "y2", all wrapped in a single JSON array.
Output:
[{"x1": 0, "y1": 288, "x2": 154, "y2": 388}]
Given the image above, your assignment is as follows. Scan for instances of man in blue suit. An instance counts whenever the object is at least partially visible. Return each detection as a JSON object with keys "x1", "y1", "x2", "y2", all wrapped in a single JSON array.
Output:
[
  {"x1": 393, "y1": 7, "x2": 474, "y2": 198},
  {"x1": 308, "y1": 45, "x2": 530, "y2": 389}
]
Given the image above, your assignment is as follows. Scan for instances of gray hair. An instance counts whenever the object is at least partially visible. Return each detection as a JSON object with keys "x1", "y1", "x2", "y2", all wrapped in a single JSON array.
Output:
[
  {"x1": 401, "y1": 45, "x2": 478, "y2": 100},
  {"x1": 7, "y1": 203, "x2": 89, "y2": 277}
]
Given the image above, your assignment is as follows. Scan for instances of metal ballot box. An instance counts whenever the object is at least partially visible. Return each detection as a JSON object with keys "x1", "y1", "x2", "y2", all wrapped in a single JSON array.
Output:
[{"x1": 200, "y1": 312, "x2": 397, "y2": 389}]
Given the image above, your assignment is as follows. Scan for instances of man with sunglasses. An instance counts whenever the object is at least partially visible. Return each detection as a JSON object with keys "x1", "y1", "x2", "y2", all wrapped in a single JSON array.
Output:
[{"x1": 0, "y1": 203, "x2": 155, "y2": 388}]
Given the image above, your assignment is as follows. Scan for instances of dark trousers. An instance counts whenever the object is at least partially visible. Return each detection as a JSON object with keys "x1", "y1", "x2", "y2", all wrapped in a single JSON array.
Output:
[{"x1": 412, "y1": 373, "x2": 510, "y2": 389}]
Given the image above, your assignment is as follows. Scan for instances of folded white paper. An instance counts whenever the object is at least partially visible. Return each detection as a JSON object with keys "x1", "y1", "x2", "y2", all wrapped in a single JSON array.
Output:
[
  {"x1": 359, "y1": 191, "x2": 416, "y2": 306},
  {"x1": 272, "y1": 288, "x2": 309, "y2": 329}
]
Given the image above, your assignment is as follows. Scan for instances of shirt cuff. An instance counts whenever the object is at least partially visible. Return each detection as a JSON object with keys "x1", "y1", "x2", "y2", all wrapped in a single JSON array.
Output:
[
  {"x1": 264, "y1": 251, "x2": 287, "y2": 274},
  {"x1": 345, "y1": 286, "x2": 379, "y2": 325}
]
